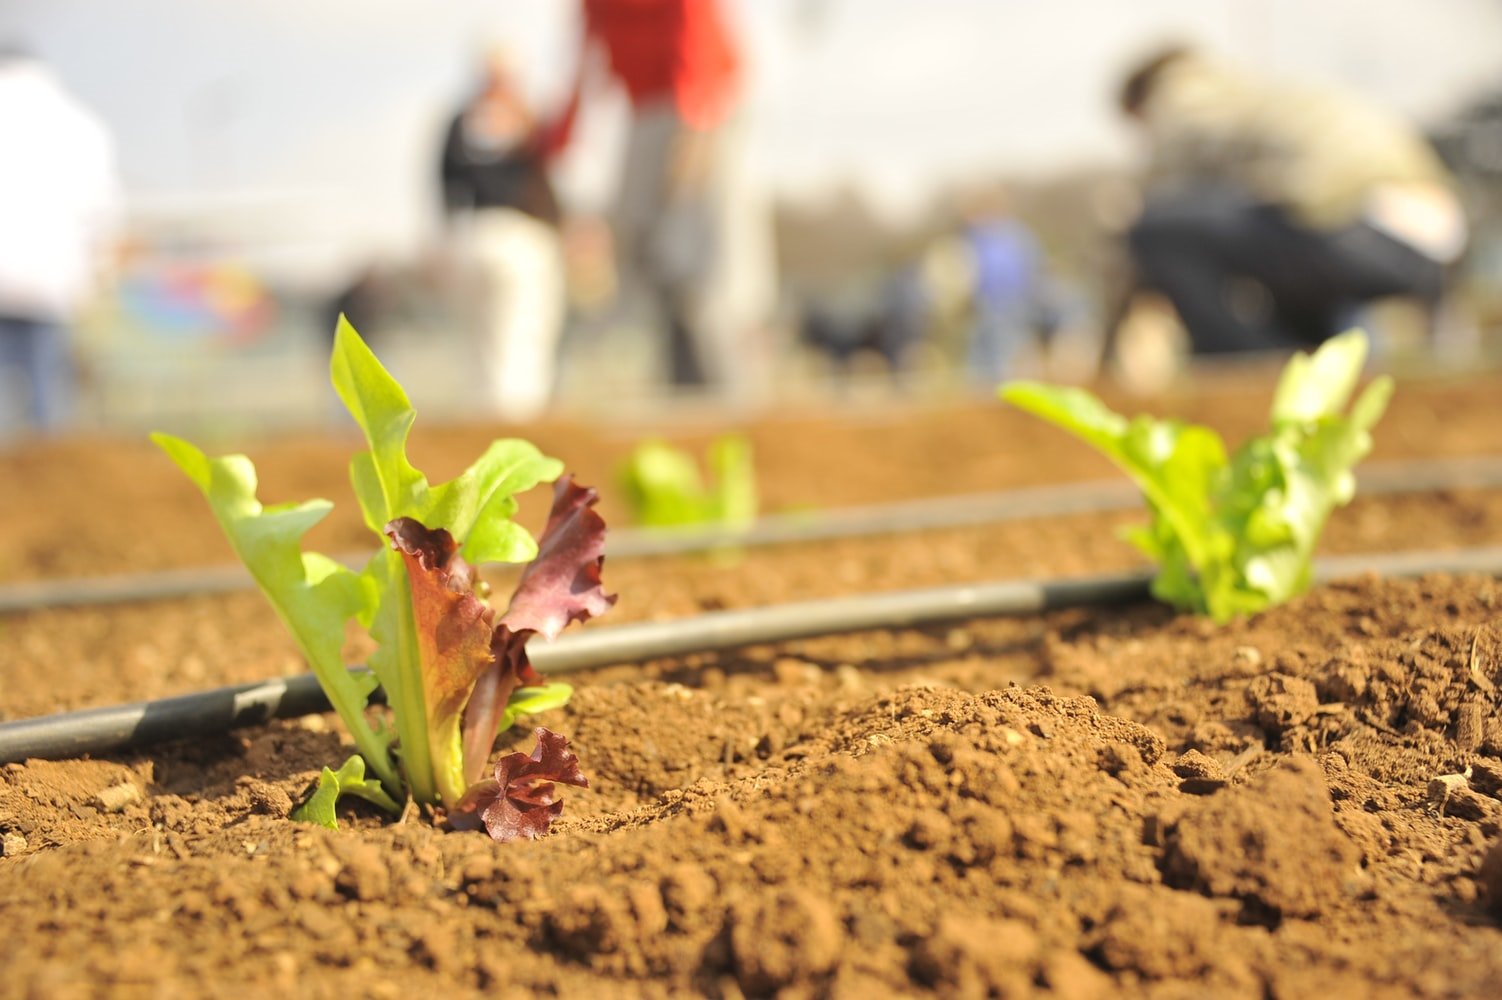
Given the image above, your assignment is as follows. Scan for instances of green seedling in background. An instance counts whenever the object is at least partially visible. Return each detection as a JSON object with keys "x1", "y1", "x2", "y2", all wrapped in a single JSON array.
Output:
[
  {"x1": 1000, "y1": 328, "x2": 1392, "y2": 623},
  {"x1": 153, "y1": 318, "x2": 614, "y2": 841},
  {"x1": 619, "y1": 434, "x2": 758, "y2": 531}
]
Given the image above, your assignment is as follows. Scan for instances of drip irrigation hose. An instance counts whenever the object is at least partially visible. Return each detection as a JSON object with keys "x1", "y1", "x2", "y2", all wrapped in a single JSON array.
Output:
[
  {"x1": 5, "y1": 543, "x2": 1502, "y2": 765},
  {"x1": 616, "y1": 454, "x2": 1502, "y2": 556},
  {"x1": 5, "y1": 454, "x2": 1502, "y2": 615}
]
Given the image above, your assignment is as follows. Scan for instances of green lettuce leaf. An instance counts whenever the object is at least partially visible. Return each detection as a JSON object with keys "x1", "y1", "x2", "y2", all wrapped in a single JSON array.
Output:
[
  {"x1": 291, "y1": 754, "x2": 401, "y2": 830},
  {"x1": 619, "y1": 434, "x2": 758, "y2": 530},
  {"x1": 150, "y1": 433, "x2": 397, "y2": 792},
  {"x1": 497, "y1": 684, "x2": 574, "y2": 734},
  {"x1": 329, "y1": 316, "x2": 562, "y2": 551},
  {"x1": 706, "y1": 434, "x2": 758, "y2": 530},
  {"x1": 1001, "y1": 329, "x2": 1391, "y2": 622}
]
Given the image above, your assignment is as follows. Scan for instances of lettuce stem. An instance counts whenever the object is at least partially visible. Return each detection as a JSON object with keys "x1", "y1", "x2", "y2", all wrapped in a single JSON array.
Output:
[
  {"x1": 279, "y1": 622, "x2": 400, "y2": 795},
  {"x1": 386, "y1": 564, "x2": 438, "y2": 806}
]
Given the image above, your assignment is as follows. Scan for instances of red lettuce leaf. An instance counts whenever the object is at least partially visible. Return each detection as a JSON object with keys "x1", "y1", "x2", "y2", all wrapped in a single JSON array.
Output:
[
  {"x1": 500, "y1": 474, "x2": 618, "y2": 640},
  {"x1": 461, "y1": 476, "x2": 615, "y2": 782},
  {"x1": 386, "y1": 517, "x2": 496, "y2": 801},
  {"x1": 450, "y1": 727, "x2": 589, "y2": 841}
]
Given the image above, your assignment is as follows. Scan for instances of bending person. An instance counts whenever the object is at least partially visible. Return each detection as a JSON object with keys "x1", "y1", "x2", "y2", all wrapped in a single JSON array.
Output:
[{"x1": 1118, "y1": 46, "x2": 1465, "y2": 354}]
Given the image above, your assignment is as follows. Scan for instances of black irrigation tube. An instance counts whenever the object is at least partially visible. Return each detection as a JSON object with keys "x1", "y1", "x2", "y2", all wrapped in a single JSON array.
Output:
[
  {"x1": 5, "y1": 454, "x2": 1502, "y2": 616},
  {"x1": 5, "y1": 543, "x2": 1502, "y2": 765}
]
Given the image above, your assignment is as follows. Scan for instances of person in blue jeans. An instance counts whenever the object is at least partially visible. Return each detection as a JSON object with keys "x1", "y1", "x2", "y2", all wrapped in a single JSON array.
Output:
[
  {"x1": 965, "y1": 216, "x2": 1041, "y2": 382},
  {"x1": 960, "y1": 191, "x2": 1054, "y2": 384},
  {"x1": 0, "y1": 316, "x2": 73, "y2": 428},
  {"x1": 0, "y1": 45, "x2": 118, "y2": 436}
]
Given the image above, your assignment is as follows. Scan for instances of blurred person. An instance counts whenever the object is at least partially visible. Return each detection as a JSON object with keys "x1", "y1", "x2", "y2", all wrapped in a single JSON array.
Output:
[
  {"x1": 577, "y1": 0, "x2": 776, "y2": 394},
  {"x1": 878, "y1": 261, "x2": 929, "y2": 378},
  {"x1": 799, "y1": 262, "x2": 925, "y2": 380},
  {"x1": 958, "y1": 189, "x2": 1051, "y2": 384},
  {"x1": 1118, "y1": 46, "x2": 1466, "y2": 355},
  {"x1": 440, "y1": 48, "x2": 577, "y2": 420},
  {"x1": 0, "y1": 44, "x2": 118, "y2": 436},
  {"x1": 324, "y1": 263, "x2": 394, "y2": 349}
]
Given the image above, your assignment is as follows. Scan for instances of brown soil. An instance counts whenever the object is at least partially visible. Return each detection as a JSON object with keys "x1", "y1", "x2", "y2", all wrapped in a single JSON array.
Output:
[{"x1": 4, "y1": 370, "x2": 1502, "y2": 998}]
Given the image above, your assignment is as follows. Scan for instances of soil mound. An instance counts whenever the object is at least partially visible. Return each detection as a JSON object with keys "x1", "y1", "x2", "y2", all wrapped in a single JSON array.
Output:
[{"x1": 6, "y1": 593, "x2": 1502, "y2": 999}]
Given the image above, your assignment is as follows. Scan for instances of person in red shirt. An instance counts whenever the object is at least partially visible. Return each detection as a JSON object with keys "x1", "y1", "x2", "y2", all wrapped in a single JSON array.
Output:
[
  {"x1": 578, "y1": 0, "x2": 775, "y2": 392},
  {"x1": 581, "y1": 0, "x2": 741, "y2": 131}
]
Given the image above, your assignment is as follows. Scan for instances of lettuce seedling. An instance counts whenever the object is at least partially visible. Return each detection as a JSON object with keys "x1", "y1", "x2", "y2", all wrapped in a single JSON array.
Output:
[
  {"x1": 154, "y1": 317, "x2": 614, "y2": 840},
  {"x1": 1000, "y1": 329, "x2": 1392, "y2": 622},
  {"x1": 619, "y1": 434, "x2": 757, "y2": 530},
  {"x1": 290, "y1": 755, "x2": 400, "y2": 828}
]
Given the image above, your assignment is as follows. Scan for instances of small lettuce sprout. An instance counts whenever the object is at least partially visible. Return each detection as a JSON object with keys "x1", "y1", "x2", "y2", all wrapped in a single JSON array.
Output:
[
  {"x1": 154, "y1": 318, "x2": 614, "y2": 840},
  {"x1": 1000, "y1": 329, "x2": 1392, "y2": 622},
  {"x1": 619, "y1": 434, "x2": 757, "y2": 531},
  {"x1": 291, "y1": 755, "x2": 400, "y2": 830}
]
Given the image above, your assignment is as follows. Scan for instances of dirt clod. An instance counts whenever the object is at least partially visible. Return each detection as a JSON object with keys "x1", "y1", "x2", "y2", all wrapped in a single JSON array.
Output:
[
  {"x1": 237, "y1": 777, "x2": 294, "y2": 817},
  {"x1": 1171, "y1": 749, "x2": 1225, "y2": 781},
  {"x1": 1172, "y1": 749, "x2": 1229, "y2": 793},
  {"x1": 1245, "y1": 673, "x2": 1320, "y2": 735},
  {"x1": 1163, "y1": 757, "x2": 1359, "y2": 922},
  {"x1": 332, "y1": 843, "x2": 390, "y2": 901},
  {"x1": 1432, "y1": 778, "x2": 1498, "y2": 821},
  {"x1": 909, "y1": 915, "x2": 1038, "y2": 997},
  {"x1": 1455, "y1": 700, "x2": 1487, "y2": 749},
  {"x1": 1480, "y1": 839, "x2": 1502, "y2": 915},
  {"x1": 95, "y1": 781, "x2": 141, "y2": 813},
  {"x1": 660, "y1": 863, "x2": 718, "y2": 931},
  {"x1": 1470, "y1": 758, "x2": 1502, "y2": 798},
  {"x1": 729, "y1": 888, "x2": 843, "y2": 995}
]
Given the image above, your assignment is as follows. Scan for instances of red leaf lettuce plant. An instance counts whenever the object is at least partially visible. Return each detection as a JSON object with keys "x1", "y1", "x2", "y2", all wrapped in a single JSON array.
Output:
[{"x1": 152, "y1": 318, "x2": 614, "y2": 841}]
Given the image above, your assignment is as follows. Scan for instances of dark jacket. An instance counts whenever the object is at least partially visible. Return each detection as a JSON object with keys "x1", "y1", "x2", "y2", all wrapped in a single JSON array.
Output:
[{"x1": 439, "y1": 113, "x2": 561, "y2": 226}]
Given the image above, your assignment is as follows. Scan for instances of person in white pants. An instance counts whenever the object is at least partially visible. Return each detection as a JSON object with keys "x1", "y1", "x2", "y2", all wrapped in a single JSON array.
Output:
[
  {"x1": 461, "y1": 207, "x2": 565, "y2": 420},
  {"x1": 440, "y1": 50, "x2": 577, "y2": 420}
]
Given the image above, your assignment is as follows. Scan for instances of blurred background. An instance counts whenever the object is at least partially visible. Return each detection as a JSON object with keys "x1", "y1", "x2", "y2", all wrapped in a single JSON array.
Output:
[{"x1": 3, "y1": 0, "x2": 1502, "y2": 436}]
